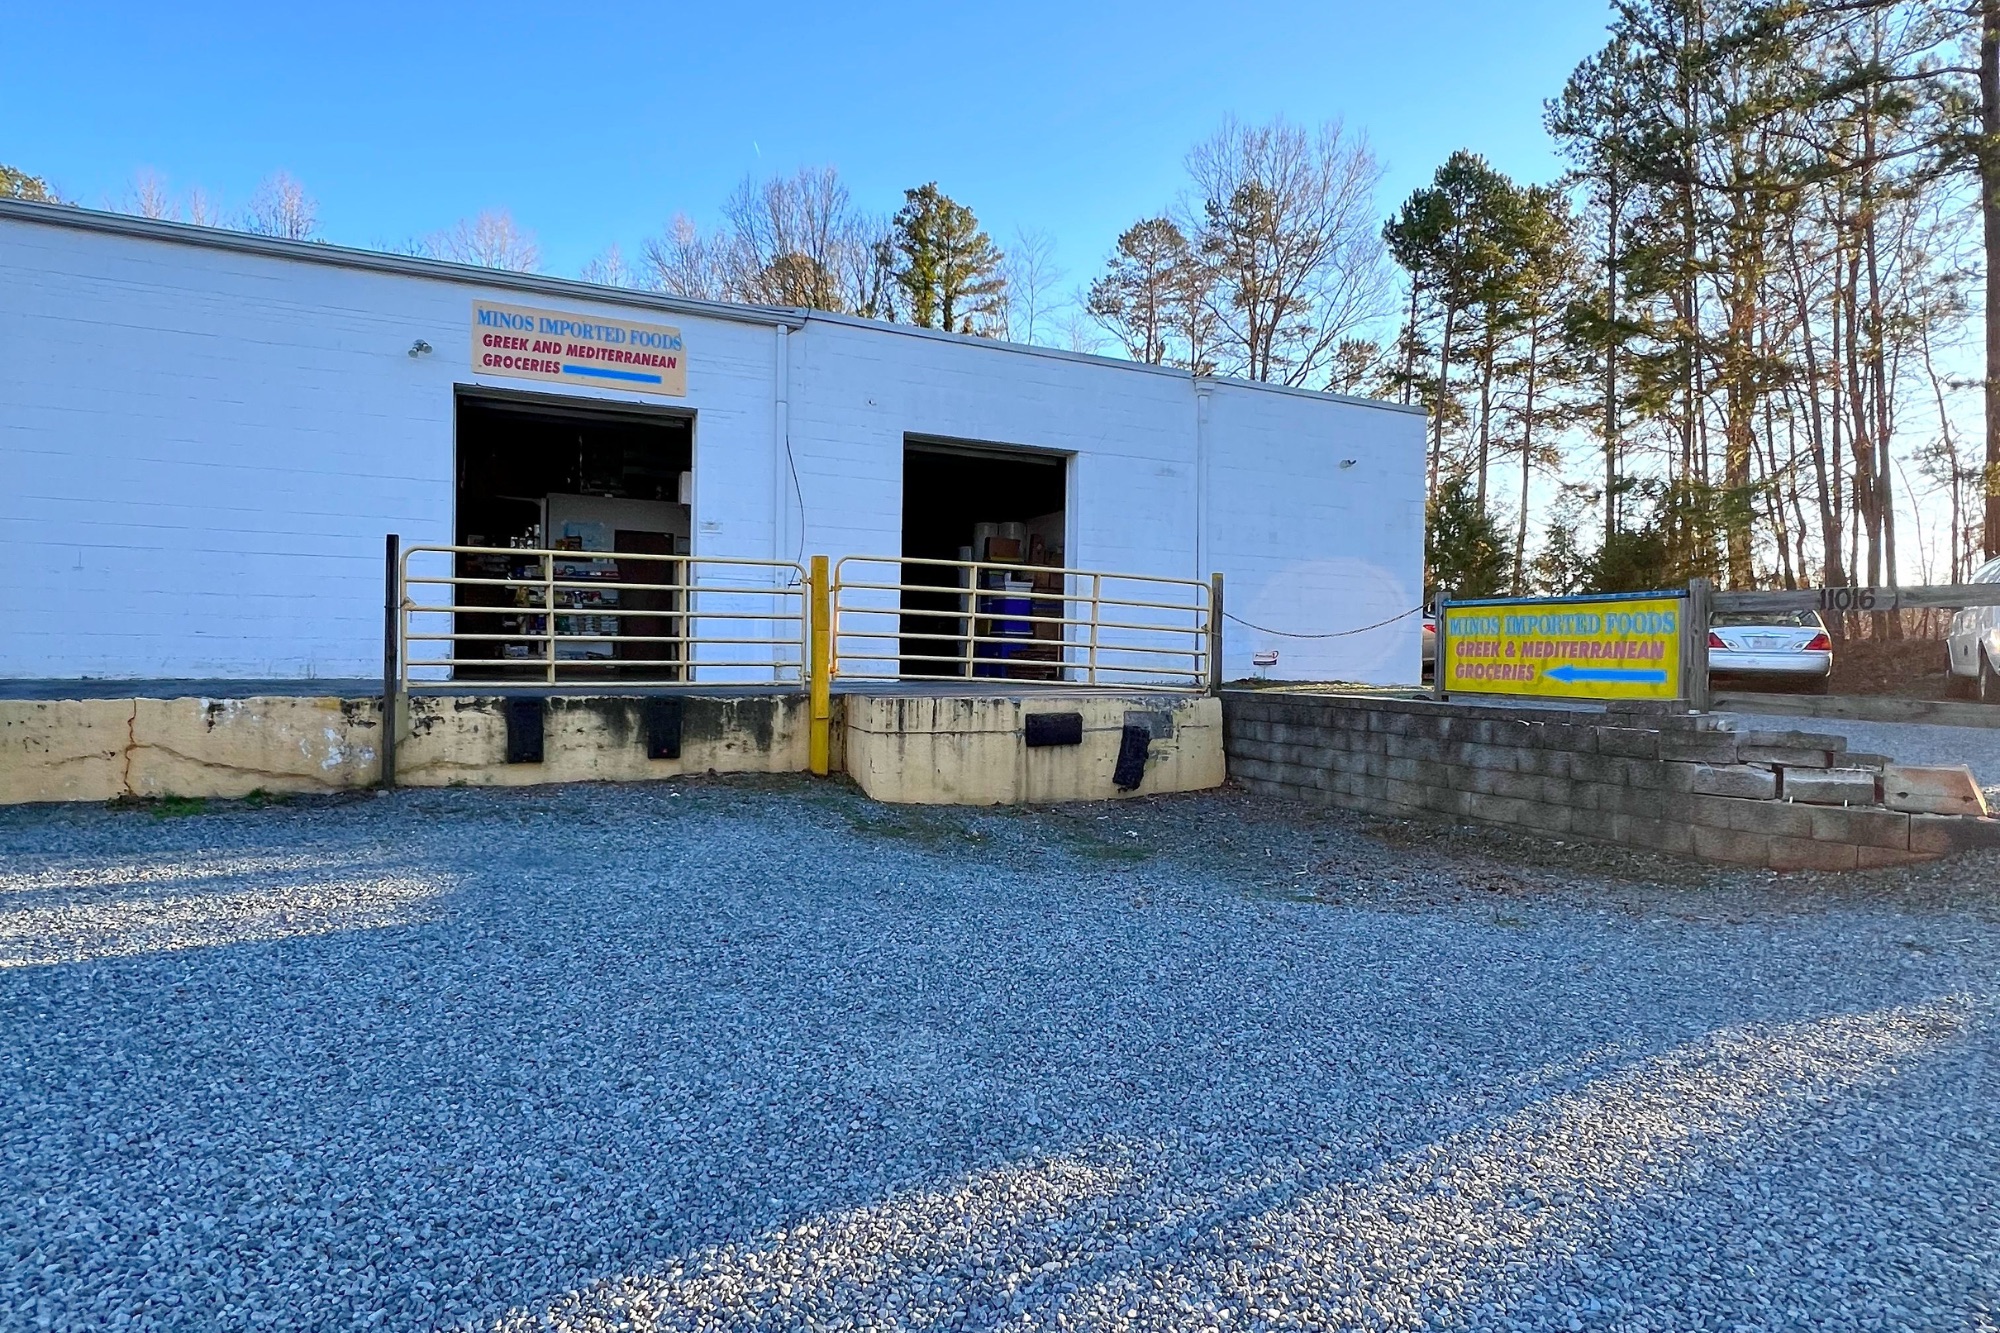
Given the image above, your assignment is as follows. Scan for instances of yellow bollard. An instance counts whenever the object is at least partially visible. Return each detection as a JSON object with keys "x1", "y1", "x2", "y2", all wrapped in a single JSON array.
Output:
[{"x1": 808, "y1": 554, "x2": 832, "y2": 776}]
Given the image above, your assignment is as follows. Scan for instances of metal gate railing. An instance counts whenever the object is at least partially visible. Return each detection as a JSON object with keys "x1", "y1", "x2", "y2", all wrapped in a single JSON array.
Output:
[
  {"x1": 398, "y1": 543, "x2": 807, "y2": 689},
  {"x1": 378, "y1": 537, "x2": 1222, "y2": 787},
  {"x1": 830, "y1": 554, "x2": 1219, "y2": 693}
]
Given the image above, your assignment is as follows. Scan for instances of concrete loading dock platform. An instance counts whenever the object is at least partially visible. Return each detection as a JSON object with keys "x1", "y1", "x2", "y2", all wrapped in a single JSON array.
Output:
[{"x1": 0, "y1": 683, "x2": 1223, "y2": 808}]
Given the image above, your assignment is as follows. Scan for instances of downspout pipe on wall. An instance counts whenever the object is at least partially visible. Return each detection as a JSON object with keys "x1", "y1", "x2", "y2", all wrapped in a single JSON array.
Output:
[
  {"x1": 772, "y1": 325, "x2": 792, "y2": 567},
  {"x1": 1194, "y1": 382, "x2": 1214, "y2": 581},
  {"x1": 1195, "y1": 382, "x2": 1216, "y2": 685}
]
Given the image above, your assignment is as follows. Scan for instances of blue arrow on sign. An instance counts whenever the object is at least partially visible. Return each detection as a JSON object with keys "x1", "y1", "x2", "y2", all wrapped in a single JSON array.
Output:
[{"x1": 1546, "y1": 664, "x2": 1668, "y2": 684}]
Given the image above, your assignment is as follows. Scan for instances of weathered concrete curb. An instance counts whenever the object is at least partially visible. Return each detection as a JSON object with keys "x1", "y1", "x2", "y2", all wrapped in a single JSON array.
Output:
[
  {"x1": 1224, "y1": 690, "x2": 2000, "y2": 870},
  {"x1": 0, "y1": 696, "x2": 383, "y2": 803},
  {"x1": 845, "y1": 693, "x2": 1222, "y2": 804},
  {"x1": 0, "y1": 694, "x2": 807, "y2": 803},
  {"x1": 2, "y1": 689, "x2": 1216, "y2": 807}
]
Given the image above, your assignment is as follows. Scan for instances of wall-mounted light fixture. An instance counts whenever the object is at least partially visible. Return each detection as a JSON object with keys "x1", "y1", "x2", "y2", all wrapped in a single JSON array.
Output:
[
  {"x1": 408, "y1": 339, "x2": 433, "y2": 358},
  {"x1": 1338, "y1": 458, "x2": 1358, "y2": 469}
]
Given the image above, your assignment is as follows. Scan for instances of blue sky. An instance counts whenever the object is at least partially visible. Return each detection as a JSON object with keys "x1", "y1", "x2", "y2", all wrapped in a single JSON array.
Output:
[{"x1": 7, "y1": 2, "x2": 1613, "y2": 287}]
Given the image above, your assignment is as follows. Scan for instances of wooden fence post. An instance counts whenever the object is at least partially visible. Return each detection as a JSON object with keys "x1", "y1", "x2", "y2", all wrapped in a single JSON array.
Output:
[
  {"x1": 1208, "y1": 572, "x2": 1225, "y2": 696},
  {"x1": 1686, "y1": 576, "x2": 1713, "y2": 714}
]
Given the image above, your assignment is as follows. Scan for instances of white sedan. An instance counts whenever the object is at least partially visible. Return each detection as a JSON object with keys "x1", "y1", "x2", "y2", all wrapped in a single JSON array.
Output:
[
  {"x1": 1707, "y1": 609, "x2": 1833, "y2": 692},
  {"x1": 1947, "y1": 556, "x2": 2000, "y2": 700}
]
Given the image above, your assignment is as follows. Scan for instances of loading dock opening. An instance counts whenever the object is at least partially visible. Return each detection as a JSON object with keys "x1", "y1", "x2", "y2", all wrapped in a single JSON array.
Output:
[
  {"x1": 452, "y1": 392, "x2": 694, "y2": 680},
  {"x1": 899, "y1": 438, "x2": 1067, "y2": 678}
]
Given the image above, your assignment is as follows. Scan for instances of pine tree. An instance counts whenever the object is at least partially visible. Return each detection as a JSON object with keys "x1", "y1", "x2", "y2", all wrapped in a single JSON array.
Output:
[
  {"x1": 1383, "y1": 152, "x2": 1524, "y2": 499},
  {"x1": 1498, "y1": 183, "x2": 1587, "y2": 587},
  {"x1": 1532, "y1": 516, "x2": 1594, "y2": 595},
  {"x1": 1, "y1": 164, "x2": 58, "y2": 202},
  {"x1": 1426, "y1": 475, "x2": 1511, "y2": 599},
  {"x1": 1547, "y1": 35, "x2": 1641, "y2": 545},
  {"x1": 1086, "y1": 217, "x2": 1196, "y2": 365},
  {"x1": 890, "y1": 183, "x2": 1006, "y2": 333}
]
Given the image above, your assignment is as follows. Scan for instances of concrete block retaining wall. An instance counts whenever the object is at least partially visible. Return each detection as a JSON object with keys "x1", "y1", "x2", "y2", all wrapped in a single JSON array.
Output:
[{"x1": 1223, "y1": 690, "x2": 2000, "y2": 870}]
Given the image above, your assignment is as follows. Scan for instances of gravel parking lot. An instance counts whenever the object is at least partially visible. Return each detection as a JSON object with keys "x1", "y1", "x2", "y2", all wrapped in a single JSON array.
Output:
[{"x1": 3, "y1": 778, "x2": 1997, "y2": 1331}]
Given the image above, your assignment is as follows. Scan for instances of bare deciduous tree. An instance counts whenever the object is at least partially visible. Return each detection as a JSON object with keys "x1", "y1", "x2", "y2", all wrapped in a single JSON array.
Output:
[
  {"x1": 1060, "y1": 305, "x2": 1109, "y2": 356},
  {"x1": 645, "y1": 167, "x2": 898, "y2": 314},
  {"x1": 185, "y1": 186, "x2": 222, "y2": 227},
  {"x1": 129, "y1": 169, "x2": 173, "y2": 220},
  {"x1": 997, "y1": 226, "x2": 1064, "y2": 344},
  {"x1": 427, "y1": 211, "x2": 540, "y2": 271},
  {"x1": 243, "y1": 171, "x2": 318, "y2": 241},
  {"x1": 839, "y1": 215, "x2": 899, "y2": 320},
  {"x1": 722, "y1": 166, "x2": 852, "y2": 309},
  {"x1": 579, "y1": 243, "x2": 634, "y2": 288},
  {"x1": 642, "y1": 214, "x2": 726, "y2": 300},
  {"x1": 1181, "y1": 116, "x2": 1391, "y2": 386},
  {"x1": 117, "y1": 172, "x2": 226, "y2": 229}
]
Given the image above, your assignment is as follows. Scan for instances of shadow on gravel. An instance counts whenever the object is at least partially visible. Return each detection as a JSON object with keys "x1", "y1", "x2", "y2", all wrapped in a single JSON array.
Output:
[{"x1": 487, "y1": 1000, "x2": 1973, "y2": 1330}]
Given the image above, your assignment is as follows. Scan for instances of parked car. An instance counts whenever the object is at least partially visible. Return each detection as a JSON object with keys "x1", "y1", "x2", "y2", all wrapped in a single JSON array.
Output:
[
  {"x1": 1707, "y1": 609, "x2": 1833, "y2": 692},
  {"x1": 1421, "y1": 615, "x2": 1436, "y2": 678},
  {"x1": 1947, "y1": 556, "x2": 2000, "y2": 700}
]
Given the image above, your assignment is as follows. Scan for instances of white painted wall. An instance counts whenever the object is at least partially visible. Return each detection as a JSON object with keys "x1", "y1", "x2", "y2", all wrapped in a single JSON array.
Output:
[
  {"x1": 787, "y1": 316, "x2": 1199, "y2": 575},
  {"x1": 0, "y1": 206, "x2": 1425, "y2": 686},
  {"x1": 1204, "y1": 380, "x2": 1428, "y2": 682},
  {"x1": 0, "y1": 212, "x2": 779, "y2": 681},
  {"x1": 785, "y1": 318, "x2": 1426, "y2": 683},
  {"x1": 784, "y1": 316, "x2": 1210, "y2": 681}
]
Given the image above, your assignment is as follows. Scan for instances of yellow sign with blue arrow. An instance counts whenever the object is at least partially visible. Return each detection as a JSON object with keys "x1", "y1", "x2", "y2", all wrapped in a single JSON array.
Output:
[{"x1": 1441, "y1": 593, "x2": 1684, "y2": 702}]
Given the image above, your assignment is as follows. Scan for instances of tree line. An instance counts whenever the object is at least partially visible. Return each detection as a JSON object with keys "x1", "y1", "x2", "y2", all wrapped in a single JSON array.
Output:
[
  {"x1": 1, "y1": 164, "x2": 550, "y2": 268},
  {"x1": 1399, "y1": 0, "x2": 1996, "y2": 609},
  {"x1": 1, "y1": 159, "x2": 1068, "y2": 344},
  {"x1": 2, "y1": 127, "x2": 1397, "y2": 382},
  {"x1": 9, "y1": 0, "x2": 1998, "y2": 607}
]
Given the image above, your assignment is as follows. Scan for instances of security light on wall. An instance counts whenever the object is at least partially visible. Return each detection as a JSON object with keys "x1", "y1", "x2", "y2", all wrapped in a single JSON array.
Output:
[
  {"x1": 1338, "y1": 458, "x2": 1358, "y2": 469},
  {"x1": 408, "y1": 339, "x2": 433, "y2": 358}
]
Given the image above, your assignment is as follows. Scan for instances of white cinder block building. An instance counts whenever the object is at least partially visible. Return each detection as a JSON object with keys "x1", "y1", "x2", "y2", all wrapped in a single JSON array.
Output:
[{"x1": 0, "y1": 200, "x2": 1426, "y2": 686}]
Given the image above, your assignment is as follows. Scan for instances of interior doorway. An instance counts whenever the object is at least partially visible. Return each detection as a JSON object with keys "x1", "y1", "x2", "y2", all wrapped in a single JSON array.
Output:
[
  {"x1": 452, "y1": 392, "x2": 694, "y2": 679},
  {"x1": 899, "y1": 438, "x2": 1068, "y2": 678}
]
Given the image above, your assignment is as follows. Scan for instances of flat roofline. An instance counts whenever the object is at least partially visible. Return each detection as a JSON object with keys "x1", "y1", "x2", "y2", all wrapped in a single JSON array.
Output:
[
  {"x1": 789, "y1": 307, "x2": 1425, "y2": 415},
  {"x1": 0, "y1": 197, "x2": 803, "y2": 332},
  {"x1": 0, "y1": 198, "x2": 1425, "y2": 417}
]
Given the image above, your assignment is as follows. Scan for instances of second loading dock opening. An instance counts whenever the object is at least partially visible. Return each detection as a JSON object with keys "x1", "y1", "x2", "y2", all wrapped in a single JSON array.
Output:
[{"x1": 899, "y1": 437, "x2": 1068, "y2": 679}]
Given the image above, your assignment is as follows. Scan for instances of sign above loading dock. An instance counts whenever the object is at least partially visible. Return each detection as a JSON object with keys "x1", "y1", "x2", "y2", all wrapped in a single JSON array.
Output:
[
  {"x1": 1442, "y1": 592, "x2": 1684, "y2": 702},
  {"x1": 470, "y1": 300, "x2": 687, "y2": 396}
]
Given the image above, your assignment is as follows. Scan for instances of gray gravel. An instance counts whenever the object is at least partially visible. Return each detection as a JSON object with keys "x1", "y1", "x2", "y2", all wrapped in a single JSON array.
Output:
[{"x1": 2, "y1": 779, "x2": 1997, "y2": 1331}]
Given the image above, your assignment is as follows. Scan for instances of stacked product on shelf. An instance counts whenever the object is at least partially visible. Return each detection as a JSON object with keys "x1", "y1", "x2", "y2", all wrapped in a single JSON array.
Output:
[{"x1": 966, "y1": 520, "x2": 1065, "y2": 681}]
